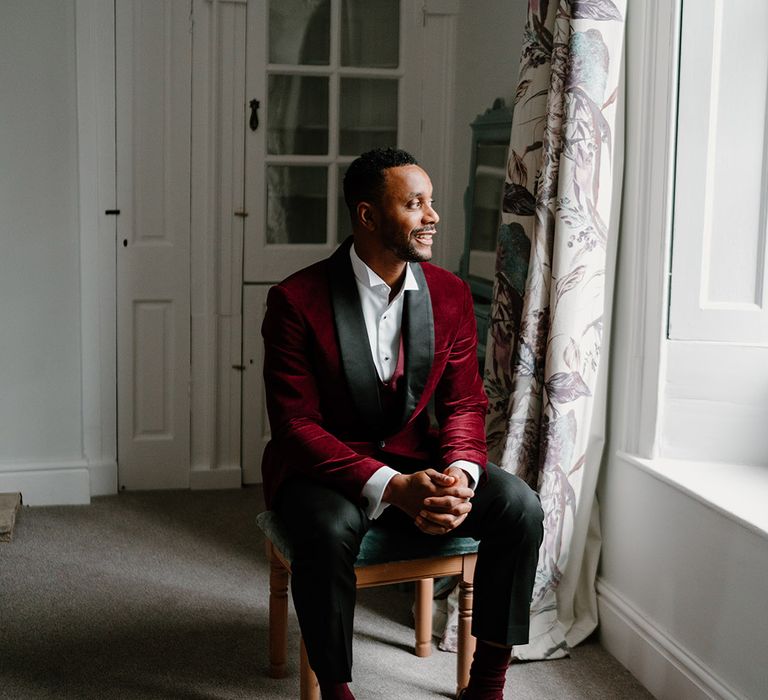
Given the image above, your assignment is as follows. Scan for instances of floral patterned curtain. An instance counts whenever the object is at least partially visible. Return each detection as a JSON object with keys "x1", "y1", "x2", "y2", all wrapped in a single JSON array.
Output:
[{"x1": 482, "y1": 0, "x2": 625, "y2": 660}]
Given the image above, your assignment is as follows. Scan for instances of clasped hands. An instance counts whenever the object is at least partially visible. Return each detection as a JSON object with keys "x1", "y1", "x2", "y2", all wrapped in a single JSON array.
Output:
[{"x1": 383, "y1": 466, "x2": 474, "y2": 535}]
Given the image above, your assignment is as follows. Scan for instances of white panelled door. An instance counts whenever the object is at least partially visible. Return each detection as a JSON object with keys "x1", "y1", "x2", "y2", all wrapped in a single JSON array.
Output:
[
  {"x1": 116, "y1": 0, "x2": 192, "y2": 490},
  {"x1": 242, "y1": 285, "x2": 271, "y2": 482},
  {"x1": 241, "y1": 0, "x2": 425, "y2": 482}
]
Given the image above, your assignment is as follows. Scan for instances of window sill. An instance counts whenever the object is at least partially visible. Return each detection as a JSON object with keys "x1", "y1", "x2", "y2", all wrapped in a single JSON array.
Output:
[{"x1": 616, "y1": 451, "x2": 768, "y2": 540}]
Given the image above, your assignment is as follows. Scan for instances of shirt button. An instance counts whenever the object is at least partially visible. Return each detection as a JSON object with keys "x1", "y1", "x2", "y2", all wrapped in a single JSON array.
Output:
[{"x1": 384, "y1": 356, "x2": 390, "y2": 361}]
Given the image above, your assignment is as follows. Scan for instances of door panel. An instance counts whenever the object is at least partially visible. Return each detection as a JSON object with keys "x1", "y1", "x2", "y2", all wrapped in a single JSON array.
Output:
[
  {"x1": 213, "y1": 0, "x2": 248, "y2": 471},
  {"x1": 116, "y1": 0, "x2": 192, "y2": 489},
  {"x1": 242, "y1": 284, "x2": 272, "y2": 484}
]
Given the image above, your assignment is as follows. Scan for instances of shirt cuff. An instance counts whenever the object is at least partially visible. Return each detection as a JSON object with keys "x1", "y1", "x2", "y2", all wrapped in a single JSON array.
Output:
[
  {"x1": 447, "y1": 460, "x2": 480, "y2": 490},
  {"x1": 362, "y1": 466, "x2": 400, "y2": 519}
]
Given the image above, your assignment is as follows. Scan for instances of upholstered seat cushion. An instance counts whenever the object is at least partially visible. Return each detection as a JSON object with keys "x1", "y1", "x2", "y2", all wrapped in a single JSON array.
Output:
[{"x1": 256, "y1": 511, "x2": 478, "y2": 567}]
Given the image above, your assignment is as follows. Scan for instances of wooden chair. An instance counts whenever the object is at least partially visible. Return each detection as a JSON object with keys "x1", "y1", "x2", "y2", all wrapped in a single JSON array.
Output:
[{"x1": 256, "y1": 511, "x2": 479, "y2": 700}]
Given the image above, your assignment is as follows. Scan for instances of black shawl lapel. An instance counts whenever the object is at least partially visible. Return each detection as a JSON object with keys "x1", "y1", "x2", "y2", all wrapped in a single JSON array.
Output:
[
  {"x1": 400, "y1": 262, "x2": 434, "y2": 427},
  {"x1": 328, "y1": 238, "x2": 385, "y2": 434}
]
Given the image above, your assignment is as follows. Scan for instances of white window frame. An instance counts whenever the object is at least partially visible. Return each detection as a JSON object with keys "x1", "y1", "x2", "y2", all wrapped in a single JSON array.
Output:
[{"x1": 617, "y1": 0, "x2": 768, "y2": 537}]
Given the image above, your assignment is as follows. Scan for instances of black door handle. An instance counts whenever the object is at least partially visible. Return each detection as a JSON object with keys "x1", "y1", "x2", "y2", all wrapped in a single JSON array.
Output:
[{"x1": 249, "y1": 99, "x2": 260, "y2": 131}]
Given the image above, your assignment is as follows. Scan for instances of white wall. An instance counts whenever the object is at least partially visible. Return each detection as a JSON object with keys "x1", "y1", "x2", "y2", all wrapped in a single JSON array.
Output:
[
  {"x1": 0, "y1": 2, "x2": 84, "y2": 474},
  {"x1": 443, "y1": 0, "x2": 527, "y2": 272},
  {"x1": 599, "y1": 456, "x2": 768, "y2": 700}
]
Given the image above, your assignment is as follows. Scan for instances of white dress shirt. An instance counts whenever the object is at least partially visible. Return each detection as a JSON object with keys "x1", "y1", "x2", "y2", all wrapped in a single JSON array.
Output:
[{"x1": 349, "y1": 245, "x2": 480, "y2": 518}]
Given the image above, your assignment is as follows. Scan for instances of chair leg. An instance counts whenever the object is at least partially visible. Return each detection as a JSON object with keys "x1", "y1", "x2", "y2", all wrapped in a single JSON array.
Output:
[
  {"x1": 268, "y1": 543, "x2": 289, "y2": 678},
  {"x1": 457, "y1": 555, "x2": 477, "y2": 697},
  {"x1": 300, "y1": 637, "x2": 320, "y2": 700},
  {"x1": 414, "y1": 578, "x2": 433, "y2": 657}
]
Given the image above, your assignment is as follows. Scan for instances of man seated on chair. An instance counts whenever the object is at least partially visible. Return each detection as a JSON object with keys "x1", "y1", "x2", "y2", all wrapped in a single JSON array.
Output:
[{"x1": 261, "y1": 147, "x2": 544, "y2": 700}]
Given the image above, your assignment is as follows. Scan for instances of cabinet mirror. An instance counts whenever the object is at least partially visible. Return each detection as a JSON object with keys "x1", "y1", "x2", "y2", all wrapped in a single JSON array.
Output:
[{"x1": 458, "y1": 98, "x2": 513, "y2": 366}]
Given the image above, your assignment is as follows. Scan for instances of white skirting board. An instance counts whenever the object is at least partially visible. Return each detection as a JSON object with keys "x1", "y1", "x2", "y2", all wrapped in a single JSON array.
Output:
[
  {"x1": 89, "y1": 461, "x2": 119, "y2": 497},
  {"x1": 597, "y1": 578, "x2": 746, "y2": 700},
  {"x1": 189, "y1": 465, "x2": 242, "y2": 490},
  {"x1": 0, "y1": 463, "x2": 91, "y2": 506},
  {"x1": 0, "y1": 461, "x2": 118, "y2": 506},
  {"x1": 0, "y1": 461, "x2": 243, "y2": 505}
]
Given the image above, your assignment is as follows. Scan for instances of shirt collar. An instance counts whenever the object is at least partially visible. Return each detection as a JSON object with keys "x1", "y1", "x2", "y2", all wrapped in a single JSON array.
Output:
[{"x1": 349, "y1": 242, "x2": 419, "y2": 294}]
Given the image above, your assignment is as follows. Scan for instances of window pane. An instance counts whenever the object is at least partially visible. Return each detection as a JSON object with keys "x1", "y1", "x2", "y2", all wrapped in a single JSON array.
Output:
[
  {"x1": 339, "y1": 78, "x2": 398, "y2": 155},
  {"x1": 269, "y1": 0, "x2": 330, "y2": 66},
  {"x1": 268, "y1": 75, "x2": 329, "y2": 155},
  {"x1": 267, "y1": 166, "x2": 327, "y2": 244},
  {"x1": 337, "y1": 165, "x2": 352, "y2": 243},
  {"x1": 341, "y1": 0, "x2": 399, "y2": 68}
]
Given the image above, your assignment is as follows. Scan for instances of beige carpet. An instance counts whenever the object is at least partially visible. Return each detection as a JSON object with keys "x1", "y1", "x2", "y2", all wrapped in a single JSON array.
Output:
[{"x1": 0, "y1": 492, "x2": 21, "y2": 542}]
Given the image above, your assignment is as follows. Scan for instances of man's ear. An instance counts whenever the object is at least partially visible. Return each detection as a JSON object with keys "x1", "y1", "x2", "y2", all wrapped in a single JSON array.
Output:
[{"x1": 357, "y1": 201, "x2": 377, "y2": 231}]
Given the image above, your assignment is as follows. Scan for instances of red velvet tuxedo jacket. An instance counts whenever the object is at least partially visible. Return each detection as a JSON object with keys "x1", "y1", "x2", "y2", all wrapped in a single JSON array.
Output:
[{"x1": 260, "y1": 237, "x2": 488, "y2": 508}]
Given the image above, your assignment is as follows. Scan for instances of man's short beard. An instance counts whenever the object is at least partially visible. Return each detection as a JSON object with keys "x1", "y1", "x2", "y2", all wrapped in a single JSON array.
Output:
[{"x1": 386, "y1": 230, "x2": 433, "y2": 263}]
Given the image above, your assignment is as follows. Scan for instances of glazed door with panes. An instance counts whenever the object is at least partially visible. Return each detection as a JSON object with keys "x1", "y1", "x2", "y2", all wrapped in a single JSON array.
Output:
[{"x1": 241, "y1": 0, "x2": 424, "y2": 481}]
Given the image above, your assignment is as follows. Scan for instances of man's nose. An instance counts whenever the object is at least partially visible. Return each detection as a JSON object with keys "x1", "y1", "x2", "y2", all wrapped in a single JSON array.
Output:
[{"x1": 424, "y1": 202, "x2": 439, "y2": 224}]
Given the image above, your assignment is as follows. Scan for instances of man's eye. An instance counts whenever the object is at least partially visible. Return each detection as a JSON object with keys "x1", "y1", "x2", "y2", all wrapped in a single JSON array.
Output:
[{"x1": 407, "y1": 200, "x2": 420, "y2": 209}]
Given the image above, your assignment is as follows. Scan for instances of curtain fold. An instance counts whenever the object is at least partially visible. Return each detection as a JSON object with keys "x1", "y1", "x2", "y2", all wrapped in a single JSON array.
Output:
[
  {"x1": 439, "y1": 0, "x2": 626, "y2": 661},
  {"x1": 489, "y1": 0, "x2": 625, "y2": 660}
]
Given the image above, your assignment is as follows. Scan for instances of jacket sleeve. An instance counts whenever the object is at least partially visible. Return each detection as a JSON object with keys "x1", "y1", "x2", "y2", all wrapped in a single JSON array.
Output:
[
  {"x1": 261, "y1": 283, "x2": 385, "y2": 501},
  {"x1": 433, "y1": 280, "x2": 488, "y2": 479}
]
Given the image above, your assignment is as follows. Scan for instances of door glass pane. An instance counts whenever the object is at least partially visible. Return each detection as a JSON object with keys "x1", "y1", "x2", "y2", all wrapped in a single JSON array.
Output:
[
  {"x1": 267, "y1": 166, "x2": 327, "y2": 244},
  {"x1": 339, "y1": 78, "x2": 398, "y2": 155},
  {"x1": 268, "y1": 75, "x2": 329, "y2": 155},
  {"x1": 337, "y1": 165, "x2": 352, "y2": 243},
  {"x1": 269, "y1": 0, "x2": 330, "y2": 65},
  {"x1": 340, "y1": 0, "x2": 399, "y2": 68}
]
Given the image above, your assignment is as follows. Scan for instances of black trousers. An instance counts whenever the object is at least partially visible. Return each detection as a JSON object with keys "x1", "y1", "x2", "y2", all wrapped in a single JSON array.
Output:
[{"x1": 273, "y1": 463, "x2": 544, "y2": 682}]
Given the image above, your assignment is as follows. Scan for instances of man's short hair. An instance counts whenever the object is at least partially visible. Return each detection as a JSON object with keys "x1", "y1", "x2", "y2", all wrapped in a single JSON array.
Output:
[{"x1": 343, "y1": 147, "x2": 418, "y2": 221}]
